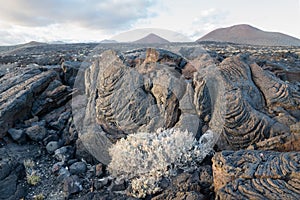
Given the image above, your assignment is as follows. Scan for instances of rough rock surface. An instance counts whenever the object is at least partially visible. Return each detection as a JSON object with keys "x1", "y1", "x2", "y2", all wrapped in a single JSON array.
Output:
[
  {"x1": 212, "y1": 150, "x2": 300, "y2": 199},
  {"x1": 0, "y1": 65, "x2": 74, "y2": 138},
  {"x1": 0, "y1": 68, "x2": 57, "y2": 137},
  {"x1": 0, "y1": 42, "x2": 299, "y2": 199},
  {"x1": 0, "y1": 152, "x2": 26, "y2": 200},
  {"x1": 73, "y1": 48, "x2": 202, "y2": 164},
  {"x1": 74, "y1": 47, "x2": 300, "y2": 165},
  {"x1": 152, "y1": 165, "x2": 213, "y2": 200},
  {"x1": 213, "y1": 55, "x2": 300, "y2": 151}
]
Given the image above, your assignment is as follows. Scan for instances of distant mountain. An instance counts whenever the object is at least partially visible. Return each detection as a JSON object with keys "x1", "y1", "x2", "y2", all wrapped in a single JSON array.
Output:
[
  {"x1": 197, "y1": 24, "x2": 300, "y2": 46},
  {"x1": 111, "y1": 28, "x2": 191, "y2": 42},
  {"x1": 48, "y1": 41, "x2": 66, "y2": 44},
  {"x1": 19, "y1": 41, "x2": 47, "y2": 48},
  {"x1": 100, "y1": 39, "x2": 118, "y2": 43},
  {"x1": 133, "y1": 33, "x2": 170, "y2": 44},
  {"x1": 0, "y1": 41, "x2": 47, "y2": 54}
]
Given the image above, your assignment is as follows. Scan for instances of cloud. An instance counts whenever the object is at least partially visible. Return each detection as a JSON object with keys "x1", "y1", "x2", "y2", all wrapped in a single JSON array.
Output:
[
  {"x1": 0, "y1": 25, "x2": 56, "y2": 45},
  {"x1": 0, "y1": 0, "x2": 157, "y2": 31},
  {"x1": 0, "y1": 22, "x2": 116, "y2": 45},
  {"x1": 184, "y1": 8, "x2": 229, "y2": 40},
  {"x1": 0, "y1": 30, "x2": 26, "y2": 45}
]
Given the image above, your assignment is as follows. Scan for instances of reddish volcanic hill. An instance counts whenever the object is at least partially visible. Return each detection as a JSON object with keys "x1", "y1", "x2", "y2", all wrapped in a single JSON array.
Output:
[
  {"x1": 197, "y1": 24, "x2": 300, "y2": 46},
  {"x1": 133, "y1": 33, "x2": 170, "y2": 44}
]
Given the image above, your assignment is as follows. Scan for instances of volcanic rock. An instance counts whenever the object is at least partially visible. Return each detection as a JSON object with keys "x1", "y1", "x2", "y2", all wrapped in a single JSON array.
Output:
[
  {"x1": 109, "y1": 179, "x2": 127, "y2": 192},
  {"x1": 54, "y1": 146, "x2": 75, "y2": 162},
  {"x1": 0, "y1": 158, "x2": 26, "y2": 200},
  {"x1": 74, "y1": 47, "x2": 300, "y2": 165},
  {"x1": 0, "y1": 41, "x2": 299, "y2": 200},
  {"x1": 0, "y1": 67, "x2": 58, "y2": 137},
  {"x1": 25, "y1": 125, "x2": 48, "y2": 142},
  {"x1": 211, "y1": 54, "x2": 299, "y2": 151},
  {"x1": 63, "y1": 175, "x2": 82, "y2": 197},
  {"x1": 31, "y1": 79, "x2": 74, "y2": 116},
  {"x1": 7, "y1": 128, "x2": 26, "y2": 144},
  {"x1": 0, "y1": 145, "x2": 29, "y2": 200},
  {"x1": 69, "y1": 161, "x2": 87, "y2": 175},
  {"x1": 153, "y1": 165, "x2": 213, "y2": 200},
  {"x1": 73, "y1": 48, "x2": 197, "y2": 164},
  {"x1": 46, "y1": 141, "x2": 61, "y2": 154},
  {"x1": 212, "y1": 150, "x2": 300, "y2": 199}
]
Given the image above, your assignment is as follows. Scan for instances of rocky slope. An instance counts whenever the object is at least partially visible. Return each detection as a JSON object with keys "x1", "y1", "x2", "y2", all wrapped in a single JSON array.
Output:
[
  {"x1": 197, "y1": 24, "x2": 300, "y2": 46},
  {"x1": 0, "y1": 42, "x2": 299, "y2": 199}
]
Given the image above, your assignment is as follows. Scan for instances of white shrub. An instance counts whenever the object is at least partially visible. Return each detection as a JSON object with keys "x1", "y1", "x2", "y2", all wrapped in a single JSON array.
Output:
[{"x1": 108, "y1": 128, "x2": 215, "y2": 198}]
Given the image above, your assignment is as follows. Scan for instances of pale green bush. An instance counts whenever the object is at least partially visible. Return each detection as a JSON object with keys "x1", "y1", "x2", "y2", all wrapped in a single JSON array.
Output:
[{"x1": 108, "y1": 128, "x2": 215, "y2": 198}]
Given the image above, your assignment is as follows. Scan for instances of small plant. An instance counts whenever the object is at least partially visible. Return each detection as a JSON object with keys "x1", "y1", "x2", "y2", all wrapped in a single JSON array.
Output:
[
  {"x1": 27, "y1": 173, "x2": 41, "y2": 186},
  {"x1": 33, "y1": 193, "x2": 44, "y2": 200},
  {"x1": 108, "y1": 128, "x2": 215, "y2": 198},
  {"x1": 24, "y1": 159, "x2": 35, "y2": 168},
  {"x1": 23, "y1": 159, "x2": 40, "y2": 186}
]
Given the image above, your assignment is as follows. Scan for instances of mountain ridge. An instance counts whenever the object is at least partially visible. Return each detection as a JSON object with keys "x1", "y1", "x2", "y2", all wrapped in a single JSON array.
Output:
[{"x1": 197, "y1": 24, "x2": 300, "y2": 46}]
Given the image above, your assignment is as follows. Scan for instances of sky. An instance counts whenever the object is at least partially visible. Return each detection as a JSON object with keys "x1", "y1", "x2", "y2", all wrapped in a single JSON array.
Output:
[{"x1": 0, "y1": 0, "x2": 299, "y2": 45}]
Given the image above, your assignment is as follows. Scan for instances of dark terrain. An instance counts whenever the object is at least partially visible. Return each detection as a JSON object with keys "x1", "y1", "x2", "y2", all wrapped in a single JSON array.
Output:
[{"x1": 0, "y1": 41, "x2": 299, "y2": 200}]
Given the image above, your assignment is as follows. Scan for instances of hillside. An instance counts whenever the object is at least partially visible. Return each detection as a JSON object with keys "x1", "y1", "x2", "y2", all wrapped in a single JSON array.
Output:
[
  {"x1": 111, "y1": 28, "x2": 191, "y2": 42},
  {"x1": 197, "y1": 24, "x2": 300, "y2": 46},
  {"x1": 133, "y1": 33, "x2": 170, "y2": 44}
]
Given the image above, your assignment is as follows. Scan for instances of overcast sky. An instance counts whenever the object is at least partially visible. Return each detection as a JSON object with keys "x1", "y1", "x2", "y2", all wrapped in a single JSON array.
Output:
[{"x1": 0, "y1": 0, "x2": 299, "y2": 45}]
